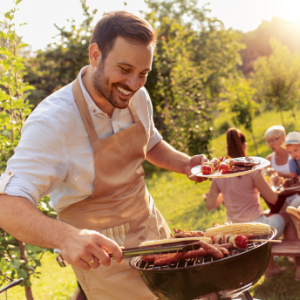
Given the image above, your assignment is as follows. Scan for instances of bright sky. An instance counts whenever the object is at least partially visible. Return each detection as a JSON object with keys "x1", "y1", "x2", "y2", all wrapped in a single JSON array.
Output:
[{"x1": 2, "y1": 0, "x2": 300, "y2": 52}]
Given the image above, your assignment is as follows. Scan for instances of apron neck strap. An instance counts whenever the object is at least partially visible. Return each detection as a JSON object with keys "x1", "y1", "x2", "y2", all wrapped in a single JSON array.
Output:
[
  {"x1": 72, "y1": 74, "x2": 141, "y2": 143},
  {"x1": 128, "y1": 102, "x2": 140, "y2": 124},
  {"x1": 72, "y1": 76, "x2": 99, "y2": 143}
]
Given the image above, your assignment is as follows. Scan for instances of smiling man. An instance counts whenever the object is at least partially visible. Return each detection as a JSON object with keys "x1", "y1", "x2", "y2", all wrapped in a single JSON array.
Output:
[{"x1": 0, "y1": 11, "x2": 206, "y2": 300}]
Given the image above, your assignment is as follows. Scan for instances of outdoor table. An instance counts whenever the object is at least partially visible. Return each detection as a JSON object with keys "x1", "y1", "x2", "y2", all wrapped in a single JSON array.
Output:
[{"x1": 264, "y1": 188, "x2": 300, "y2": 214}]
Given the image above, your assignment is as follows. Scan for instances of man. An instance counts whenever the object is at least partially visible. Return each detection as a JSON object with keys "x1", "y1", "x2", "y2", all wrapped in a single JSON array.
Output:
[{"x1": 0, "y1": 11, "x2": 206, "y2": 300}]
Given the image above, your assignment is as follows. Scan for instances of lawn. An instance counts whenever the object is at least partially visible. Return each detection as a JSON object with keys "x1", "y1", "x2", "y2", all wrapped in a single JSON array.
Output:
[{"x1": 2, "y1": 107, "x2": 300, "y2": 299}]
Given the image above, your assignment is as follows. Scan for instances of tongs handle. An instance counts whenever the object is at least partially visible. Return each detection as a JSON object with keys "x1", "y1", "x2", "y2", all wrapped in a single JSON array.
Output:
[{"x1": 55, "y1": 242, "x2": 200, "y2": 267}]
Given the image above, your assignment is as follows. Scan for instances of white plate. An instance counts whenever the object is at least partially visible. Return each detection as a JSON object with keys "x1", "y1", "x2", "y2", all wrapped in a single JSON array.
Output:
[{"x1": 191, "y1": 156, "x2": 270, "y2": 178}]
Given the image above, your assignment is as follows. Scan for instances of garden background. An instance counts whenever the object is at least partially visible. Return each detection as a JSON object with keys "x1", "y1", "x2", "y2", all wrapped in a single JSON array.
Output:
[{"x1": 1, "y1": 0, "x2": 300, "y2": 299}]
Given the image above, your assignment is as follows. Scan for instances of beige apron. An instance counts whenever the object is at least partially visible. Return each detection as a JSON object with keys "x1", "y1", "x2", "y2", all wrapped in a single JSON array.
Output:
[{"x1": 58, "y1": 73, "x2": 171, "y2": 300}]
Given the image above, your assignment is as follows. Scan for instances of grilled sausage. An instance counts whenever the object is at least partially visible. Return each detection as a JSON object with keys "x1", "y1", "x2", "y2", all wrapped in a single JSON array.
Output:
[
  {"x1": 217, "y1": 247, "x2": 230, "y2": 256},
  {"x1": 199, "y1": 241, "x2": 224, "y2": 259}
]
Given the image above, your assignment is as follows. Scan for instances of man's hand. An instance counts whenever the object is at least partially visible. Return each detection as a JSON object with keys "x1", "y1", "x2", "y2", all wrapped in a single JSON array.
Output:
[
  {"x1": 61, "y1": 229, "x2": 124, "y2": 271},
  {"x1": 186, "y1": 154, "x2": 208, "y2": 183}
]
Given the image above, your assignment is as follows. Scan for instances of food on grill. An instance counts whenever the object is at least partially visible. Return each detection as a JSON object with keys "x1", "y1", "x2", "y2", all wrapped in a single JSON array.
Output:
[
  {"x1": 201, "y1": 157, "x2": 221, "y2": 175},
  {"x1": 173, "y1": 228, "x2": 204, "y2": 237},
  {"x1": 211, "y1": 234, "x2": 249, "y2": 249},
  {"x1": 140, "y1": 236, "x2": 212, "y2": 246},
  {"x1": 204, "y1": 222, "x2": 271, "y2": 237},
  {"x1": 199, "y1": 241, "x2": 223, "y2": 258},
  {"x1": 142, "y1": 241, "x2": 226, "y2": 265},
  {"x1": 219, "y1": 158, "x2": 234, "y2": 174}
]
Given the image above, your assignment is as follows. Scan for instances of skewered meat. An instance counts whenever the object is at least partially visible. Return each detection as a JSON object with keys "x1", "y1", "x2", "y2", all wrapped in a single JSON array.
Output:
[
  {"x1": 211, "y1": 234, "x2": 248, "y2": 249},
  {"x1": 201, "y1": 158, "x2": 221, "y2": 175},
  {"x1": 219, "y1": 158, "x2": 234, "y2": 174}
]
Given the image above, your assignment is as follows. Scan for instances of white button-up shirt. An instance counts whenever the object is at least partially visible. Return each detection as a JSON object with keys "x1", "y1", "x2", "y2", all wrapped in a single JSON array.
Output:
[{"x1": 0, "y1": 66, "x2": 162, "y2": 212}]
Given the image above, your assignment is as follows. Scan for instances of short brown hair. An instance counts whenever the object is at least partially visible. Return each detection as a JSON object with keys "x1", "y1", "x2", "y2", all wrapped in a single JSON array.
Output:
[
  {"x1": 90, "y1": 11, "x2": 156, "y2": 61},
  {"x1": 226, "y1": 128, "x2": 246, "y2": 158}
]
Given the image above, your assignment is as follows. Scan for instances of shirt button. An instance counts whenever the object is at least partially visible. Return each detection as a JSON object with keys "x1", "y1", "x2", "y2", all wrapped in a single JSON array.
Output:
[
  {"x1": 93, "y1": 109, "x2": 96, "y2": 113},
  {"x1": 8, "y1": 171, "x2": 12, "y2": 175}
]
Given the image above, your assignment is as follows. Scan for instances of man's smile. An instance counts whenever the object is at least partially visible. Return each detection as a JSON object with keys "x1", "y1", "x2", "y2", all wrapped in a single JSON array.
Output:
[{"x1": 116, "y1": 85, "x2": 131, "y2": 97}]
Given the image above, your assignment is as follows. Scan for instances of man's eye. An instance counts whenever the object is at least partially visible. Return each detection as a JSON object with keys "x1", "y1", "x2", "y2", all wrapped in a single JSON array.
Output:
[
  {"x1": 141, "y1": 73, "x2": 148, "y2": 77},
  {"x1": 120, "y1": 67, "x2": 129, "y2": 72}
]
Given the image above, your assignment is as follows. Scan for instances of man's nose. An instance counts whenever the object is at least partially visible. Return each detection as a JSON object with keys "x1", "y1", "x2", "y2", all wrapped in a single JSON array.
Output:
[{"x1": 126, "y1": 74, "x2": 140, "y2": 91}]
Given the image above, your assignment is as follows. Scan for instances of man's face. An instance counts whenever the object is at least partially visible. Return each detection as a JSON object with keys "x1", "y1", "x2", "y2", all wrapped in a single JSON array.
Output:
[
  {"x1": 93, "y1": 37, "x2": 153, "y2": 109},
  {"x1": 286, "y1": 144, "x2": 300, "y2": 160}
]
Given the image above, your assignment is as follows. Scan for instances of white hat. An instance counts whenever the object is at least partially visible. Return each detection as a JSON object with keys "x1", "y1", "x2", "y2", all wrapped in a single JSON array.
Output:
[{"x1": 286, "y1": 132, "x2": 300, "y2": 145}]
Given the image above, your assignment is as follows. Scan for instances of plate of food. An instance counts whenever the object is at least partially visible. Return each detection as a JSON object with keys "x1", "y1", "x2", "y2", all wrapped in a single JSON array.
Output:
[
  {"x1": 190, "y1": 156, "x2": 270, "y2": 178},
  {"x1": 282, "y1": 178, "x2": 300, "y2": 191}
]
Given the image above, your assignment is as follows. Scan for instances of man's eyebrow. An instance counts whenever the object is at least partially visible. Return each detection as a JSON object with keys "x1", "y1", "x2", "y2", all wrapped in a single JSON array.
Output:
[{"x1": 117, "y1": 62, "x2": 151, "y2": 72}]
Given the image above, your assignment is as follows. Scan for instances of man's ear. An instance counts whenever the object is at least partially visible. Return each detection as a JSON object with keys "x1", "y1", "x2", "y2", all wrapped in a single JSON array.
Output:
[{"x1": 89, "y1": 43, "x2": 102, "y2": 67}]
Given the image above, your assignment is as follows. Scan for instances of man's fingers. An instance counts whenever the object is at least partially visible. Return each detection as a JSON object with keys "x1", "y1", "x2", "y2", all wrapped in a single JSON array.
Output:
[
  {"x1": 190, "y1": 154, "x2": 208, "y2": 168},
  {"x1": 99, "y1": 237, "x2": 123, "y2": 264},
  {"x1": 87, "y1": 256, "x2": 101, "y2": 269}
]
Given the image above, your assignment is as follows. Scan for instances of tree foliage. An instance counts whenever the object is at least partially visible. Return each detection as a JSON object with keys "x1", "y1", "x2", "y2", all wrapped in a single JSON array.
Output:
[
  {"x1": 253, "y1": 38, "x2": 300, "y2": 126},
  {"x1": 143, "y1": 0, "x2": 245, "y2": 155},
  {"x1": 219, "y1": 76, "x2": 259, "y2": 154},
  {"x1": 0, "y1": 3, "x2": 55, "y2": 299},
  {"x1": 24, "y1": 0, "x2": 96, "y2": 106},
  {"x1": 241, "y1": 17, "x2": 300, "y2": 57}
]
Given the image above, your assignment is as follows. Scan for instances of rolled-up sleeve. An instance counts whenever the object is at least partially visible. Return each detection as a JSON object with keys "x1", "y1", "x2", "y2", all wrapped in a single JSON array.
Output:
[
  {"x1": 145, "y1": 90, "x2": 163, "y2": 152},
  {"x1": 0, "y1": 115, "x2": 68, "y2": 206}
]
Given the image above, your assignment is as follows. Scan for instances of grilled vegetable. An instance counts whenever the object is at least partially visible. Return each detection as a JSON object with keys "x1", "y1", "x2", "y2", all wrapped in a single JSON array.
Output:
[
  {"x1": 140, "y1": 237, "x2": 212, "y2": 246},
  {"x1": 219, "y1": 159, "x2": 234, "y2": 174},
  {"x1": 201, "y1": 157, "x2": 221, "y2": 175},
  {"x1": 204, "y1": 223, "x2": 271, "y2": 237}
]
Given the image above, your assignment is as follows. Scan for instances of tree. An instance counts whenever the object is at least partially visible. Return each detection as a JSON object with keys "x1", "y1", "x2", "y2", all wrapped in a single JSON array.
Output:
[
  {"x1": 253, "y1": 38, "x2": 300, "y2": 126},
  {"x1": 219, "y1": 77, "x2": 259, "y2": 155},
  {"x1": 0, "y1": 3, "x2": 54, "y2": 299},
  {"x1": 143, "y1": 0, "x2": 245, "y2": 155},
  {"x1": 24, "y1": 0, "x2": 96, "y2": 107}
]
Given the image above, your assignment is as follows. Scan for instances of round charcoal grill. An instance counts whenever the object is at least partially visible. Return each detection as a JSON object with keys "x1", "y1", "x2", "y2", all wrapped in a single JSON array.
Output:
[{"x1": 130, "y1": 227, "x2": 276, "y2": 300}]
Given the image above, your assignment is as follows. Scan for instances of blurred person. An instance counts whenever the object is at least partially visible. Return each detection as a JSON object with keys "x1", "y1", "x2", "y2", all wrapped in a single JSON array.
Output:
[
  {"x1": 265, "y1": 127, "x2": 300, "y2": 210},
  {"x1": 286, "y1": 132, "x2": 300, "y2": 178},
  {"x1": 265, "y1": 125, "x2": 291, "y2": 178},
  {"x1": 205, "y1": 127, "x2": 298, "y2": 279}
]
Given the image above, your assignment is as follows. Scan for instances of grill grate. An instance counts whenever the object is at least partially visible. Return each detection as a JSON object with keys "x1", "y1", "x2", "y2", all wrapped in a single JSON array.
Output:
[{"x1": 135, "y1": 241, "x2": 265, "y2": 271}]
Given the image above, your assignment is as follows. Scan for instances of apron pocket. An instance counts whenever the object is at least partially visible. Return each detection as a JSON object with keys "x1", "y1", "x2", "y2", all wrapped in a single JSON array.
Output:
[
  {"x1": 100, "y1": 257, "x2": 132, "y2": 278},
  {"x1": 98, "y1": 222, "x2": 132, "y2": 278},
  {"x1": 99, "y1": 222, "x2": 130, "y2": 247}
]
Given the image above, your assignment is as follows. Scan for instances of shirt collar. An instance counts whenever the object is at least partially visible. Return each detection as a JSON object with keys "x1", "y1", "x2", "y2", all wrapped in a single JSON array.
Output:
[{"x1": 77, "y1": 66, "x2": 110, "y2": 117}]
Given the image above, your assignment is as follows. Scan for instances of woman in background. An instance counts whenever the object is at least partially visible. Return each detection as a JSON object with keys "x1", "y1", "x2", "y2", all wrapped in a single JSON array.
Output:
[
  {"x1": 206, "y1": 127, "x2": 297, "y2": 278},
  {"x1": 265, "y1": 125, "x2": 291, "y2": 178}
]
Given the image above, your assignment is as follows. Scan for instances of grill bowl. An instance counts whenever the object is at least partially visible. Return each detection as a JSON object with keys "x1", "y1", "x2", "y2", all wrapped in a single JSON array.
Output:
[{"x1": 130, "y1": 227, "x2": 276, "y2": 300}]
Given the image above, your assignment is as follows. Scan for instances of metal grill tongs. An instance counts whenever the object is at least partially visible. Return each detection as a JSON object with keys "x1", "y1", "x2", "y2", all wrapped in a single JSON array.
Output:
[{"x1": 56, "y1": 241, "x2": 200, "y2": 267}]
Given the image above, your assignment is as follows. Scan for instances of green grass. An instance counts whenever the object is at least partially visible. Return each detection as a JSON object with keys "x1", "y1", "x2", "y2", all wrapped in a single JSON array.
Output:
[
  {"x1": 0, "y1": 253, "x2": 77, "y2": 300},
  {"x1": 212, "y1": 107, "x2": 300, "y2": 159},
  {"x1": 3, "y1": 107, "x2": 300, "y2": 299}
]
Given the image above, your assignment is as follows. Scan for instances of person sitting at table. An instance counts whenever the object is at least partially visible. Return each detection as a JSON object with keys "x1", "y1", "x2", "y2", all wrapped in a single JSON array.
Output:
[
  {"x1": 265, "y1": 125, "x2": 291, "y2": 178},
  {"x1": 265, "y1": 127, "x2": 300, "y2": 210},
  {"x1": 285, "y1": 131, "x2": 300, "y2": 178},
  {"x1": 205, "y1": 127, "x2": 298, "y2": 278}
]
